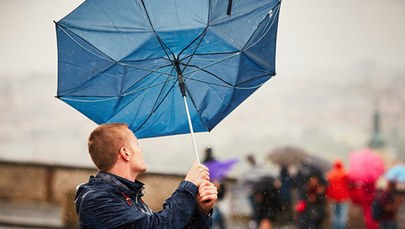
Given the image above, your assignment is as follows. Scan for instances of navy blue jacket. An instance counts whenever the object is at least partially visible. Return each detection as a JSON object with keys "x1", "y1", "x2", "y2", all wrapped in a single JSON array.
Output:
[{"x1": 75, "y1": 172, "x2": 212, "y2": 228}]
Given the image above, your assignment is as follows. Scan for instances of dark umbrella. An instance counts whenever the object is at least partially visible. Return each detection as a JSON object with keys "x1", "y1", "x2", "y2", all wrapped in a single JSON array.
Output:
[
  {"x1": 55, "y1": 0, "x2": 282, "y2": 162},
  {"x1": 304, "y1": 154, "x2": 331, "y2": 172},
  {"x1": 268, "y1": 146, "x2": 310, "y2": 166}
]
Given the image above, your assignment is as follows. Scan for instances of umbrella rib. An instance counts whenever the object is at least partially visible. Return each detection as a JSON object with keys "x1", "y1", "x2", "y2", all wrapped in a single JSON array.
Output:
[
  {"x1": 121, "y1": 63, "x2": 176, "y2": 96},
  {"x1": 181, "y1": 63, "x2": 232, "y2": 87},
  {"x1": 132, "y1": 67, "x2": 178, "y2": 134},
  {"x1": 57, "y1": 24, "x2": 116, "y2": 63},
  {"x1": 59, "y1": 22, "x2": 177, "y2": 81},
  {"x1": 59, "y1": 22, "x2": 180, "y2": 106},
  {"x1": 177, "y1": 27, "x2": 208, "y2": 74},
  {"x1": 184, "y1": 64, "x2": 270, "y2": 90},
  {"x1": 180, "y1": 51, "x2": 240, "y2": 82},
  {"x1": 139, "y1": 0, "x2": 176, "y2": 63},
  {"x1": 59, "y1": 96, "x2": 117, "y2": 103},
  {"x1": 59, "y1": 78, "x2": 173, "y2": 102},
  {"x1": 242, "y1": 4, "x2": 280, "y2": 52},
  {"x1": 180, "y1": 49, "x2": 275, "y2": 91},
  {"x1": 57, "y1": 65, "x2": 119, "y2": 96},
  {"x1": 178, "y1": 27, "x2": 207, "y2": 58},
  {"x1": 58, "y1": 24, "x2": 177, "y2": 79},
  {"x1": 234, "y1": 73, "x2": 273, "y2": 89},
  {"x1": 107, "y1": 68, "x2": 177, "y2": 126},
  {"x1": 59, "y1": 58, "x2": 176, "y2": 97},
  {"x1": 182, "y1": 54, "x2": 274, "y2": 90},
  {"x1": 119, "y1": 60, "x2": 175, "y2": 78},
  {"x1": 182, "y1": 50, "x2": 240, "y2": 58},
  {"x1": 59, "y1": 26, "x2": 175, "y2": 88}
]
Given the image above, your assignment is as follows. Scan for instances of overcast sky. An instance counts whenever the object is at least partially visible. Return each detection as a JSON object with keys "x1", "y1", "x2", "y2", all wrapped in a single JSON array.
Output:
[{"x1": 1, "y1": 0, "x2": 404, "y2": 174}]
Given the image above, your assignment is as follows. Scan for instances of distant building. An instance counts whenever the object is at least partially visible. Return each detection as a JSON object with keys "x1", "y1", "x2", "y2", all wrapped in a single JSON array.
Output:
[
  {"x1": 368, "y1": 109, "x2": 396, "y2": 169},
  {"x1": 368, "y1": 109, "x2": 385, "y2": 149}
]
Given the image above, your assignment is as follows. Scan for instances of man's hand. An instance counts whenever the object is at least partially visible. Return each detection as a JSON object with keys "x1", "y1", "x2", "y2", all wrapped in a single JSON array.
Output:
[
  {"x1": 185, "y1": 161, "x2": 210, "y2": 187},
  {"x1": 197, "y1": 180, "x2": 218, "y2": 214}
]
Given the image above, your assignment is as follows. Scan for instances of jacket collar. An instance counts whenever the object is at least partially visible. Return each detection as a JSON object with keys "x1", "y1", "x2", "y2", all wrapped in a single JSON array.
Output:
[{"x1": 95, "y1": 172, "x2": 145, "y2": 196}]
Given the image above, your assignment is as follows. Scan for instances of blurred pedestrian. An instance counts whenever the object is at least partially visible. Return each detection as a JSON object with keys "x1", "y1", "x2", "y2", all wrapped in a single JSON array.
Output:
[
  {"x1": 296, "y1": 175, "x2": 327, "y2": 229},
  {"x1": 376, "y1": 181, "x2": 404, "y2": 229},
  {"x1": 240, "y1": 154, "x2": 269, "y2": 228},
  {"x1": 279, "y1": 164, "x2": 294, "y2": 225},
  {"x1": 348, "y1": 180, "x2": 379, "y2": 229},
  {"x1": 203, "y1": 147, "x2": 227, "y2": 229},
  {"x1": 75, "y1": 123, "x2": 217, "y2": 228},
  {"x1": 326, "y1": 160, "x2": 350, "y2": 229},
  {"x1": 212, "y1": 180, "x2": 227, "y2": 229},
  {"x1": 252, "y1": 176, "x2": 282, "y2": 229},
  {"x1": 294, "y1": 162, "x2": 327, "y2": 198},
  {"x1": 203, "y1": 146, "x2": 216, "y2": 163}
]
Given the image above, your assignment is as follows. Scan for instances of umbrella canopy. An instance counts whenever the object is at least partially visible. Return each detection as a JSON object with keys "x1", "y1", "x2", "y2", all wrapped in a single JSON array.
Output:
[
  {"x1": 55, "y1": 0, "x2": 281, "y2": 141},
  {"x1": 268, "y1": 146, "x2": 309, "y2": 166},
  {"x1": 304, "y1": 154, "x2": 331, "y2": 172},
  {"x1": 347, "y1": 148, "x2": 384, "y2": 183},
  {"x1": 385, "y1": 164, "x2": 405, "y2": 183},
  {"x1": 204, "y1": 158, "x2": 239, "y2": 181},
  {"x1": 295, "y1": 162, "x2": 327, "y2": 187}
]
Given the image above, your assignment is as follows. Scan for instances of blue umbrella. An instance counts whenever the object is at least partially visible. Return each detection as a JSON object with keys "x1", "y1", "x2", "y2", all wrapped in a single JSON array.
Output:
[
  {"x1": 55, "y1": 0, "x2": 281, "y2": 162},
  {"x1": 386, "y1": 164, "x2": 405, "y2": 183}
]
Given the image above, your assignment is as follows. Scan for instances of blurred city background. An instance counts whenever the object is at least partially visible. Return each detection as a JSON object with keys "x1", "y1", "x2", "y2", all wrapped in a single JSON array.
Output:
[{"x1": 0, "y1": 0, "x2": 404, "y2": 228}]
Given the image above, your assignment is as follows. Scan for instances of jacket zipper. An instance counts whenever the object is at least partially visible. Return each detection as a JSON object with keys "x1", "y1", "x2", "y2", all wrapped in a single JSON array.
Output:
[
  {"x1": 121, "y1": 192, "x2": 132, "y2": 206},
  {"x1": 135, "y1": 186, "x2": 153, "y2": 214}
]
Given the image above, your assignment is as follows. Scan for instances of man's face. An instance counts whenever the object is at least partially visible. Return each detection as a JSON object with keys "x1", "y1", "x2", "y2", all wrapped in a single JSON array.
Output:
[{"x1": 125, "y1": 128, "x2": 147, "y2": 174}]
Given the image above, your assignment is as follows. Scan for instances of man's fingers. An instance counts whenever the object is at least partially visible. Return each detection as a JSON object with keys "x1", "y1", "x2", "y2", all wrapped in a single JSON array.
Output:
[
  {"x1": 198, "y1": 181, "x2": 218, "y2": 201},
  {"x1": 198, "y1": 181, "x2": 215, "y2": 191},
  {"x1": 200, "y1": 192, "x2": 218, "y2": 202},
  {"x1": 195, "y1": 164, "x2": 210, "y2": 180}
]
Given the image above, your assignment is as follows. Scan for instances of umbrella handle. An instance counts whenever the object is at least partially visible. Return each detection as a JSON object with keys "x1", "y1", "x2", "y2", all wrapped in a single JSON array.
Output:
[{"x1": 182, "y1": 96, "x2": 200, "y2": 164}]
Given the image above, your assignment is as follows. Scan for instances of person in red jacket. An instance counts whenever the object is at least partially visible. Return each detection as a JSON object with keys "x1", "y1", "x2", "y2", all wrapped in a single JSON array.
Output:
[{"x1": 326, "y1": 160, "x2": 350, "y2": 229}]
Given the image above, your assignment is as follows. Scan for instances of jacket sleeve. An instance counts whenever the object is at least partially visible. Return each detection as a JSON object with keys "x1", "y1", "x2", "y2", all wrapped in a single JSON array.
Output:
[
  {"x1": 186, "y1": 208, "x2": 213, "y2": 228},
  {"x1": 125, "y1": 181, "x2": 209, "y2": 229}
]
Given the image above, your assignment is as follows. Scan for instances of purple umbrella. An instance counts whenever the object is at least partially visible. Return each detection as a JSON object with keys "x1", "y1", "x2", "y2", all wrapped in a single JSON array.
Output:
[{"x1": 204, "y1": 159, "x2": 239, "y2": 181}]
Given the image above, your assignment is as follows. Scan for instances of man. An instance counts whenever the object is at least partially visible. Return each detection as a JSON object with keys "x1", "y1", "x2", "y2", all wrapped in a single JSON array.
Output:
[{"x1": 75, "y1": 123, "x2": 218, "y2": 228}]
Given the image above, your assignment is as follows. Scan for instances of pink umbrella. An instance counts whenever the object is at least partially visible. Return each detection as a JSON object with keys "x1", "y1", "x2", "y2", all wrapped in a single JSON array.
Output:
[{"x1": 348, "y1": 148, "x2": 384, "y2": 183}]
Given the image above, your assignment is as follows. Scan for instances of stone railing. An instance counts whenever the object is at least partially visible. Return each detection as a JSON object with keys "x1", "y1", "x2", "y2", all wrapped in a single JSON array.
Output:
[{"x1": 0, "y1": 160, "x2": 243, "y2": 228}]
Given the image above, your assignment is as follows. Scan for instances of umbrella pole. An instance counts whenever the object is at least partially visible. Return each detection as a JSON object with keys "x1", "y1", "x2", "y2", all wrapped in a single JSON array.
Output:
[
  {"x1": 175, "y1": 60, "x2": 200, "y2": 163},
  {"x1": 182, "y1": 96, "x2": 200, "y2": 164}
]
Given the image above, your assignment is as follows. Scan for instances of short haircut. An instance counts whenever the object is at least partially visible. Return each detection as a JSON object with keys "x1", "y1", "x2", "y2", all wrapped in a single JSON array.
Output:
[{"x1": 88, "y1": 123, "x2": 129, "y2": 171}]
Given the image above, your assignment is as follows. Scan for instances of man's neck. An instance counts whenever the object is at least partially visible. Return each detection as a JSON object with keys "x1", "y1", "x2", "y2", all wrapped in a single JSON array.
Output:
[{"x1": 107, "y1": 168, "x2": 138, "y2": 182}]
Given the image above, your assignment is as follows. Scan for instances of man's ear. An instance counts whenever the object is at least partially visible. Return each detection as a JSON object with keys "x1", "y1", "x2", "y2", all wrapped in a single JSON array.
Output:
[{"x1": 119, "y1": 147, "x2": 130, "y2": 161}]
